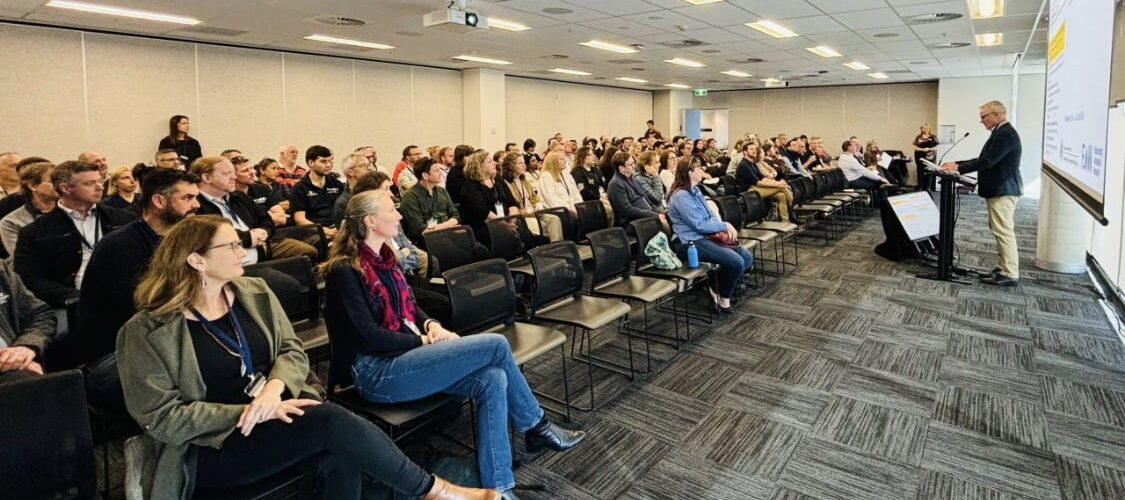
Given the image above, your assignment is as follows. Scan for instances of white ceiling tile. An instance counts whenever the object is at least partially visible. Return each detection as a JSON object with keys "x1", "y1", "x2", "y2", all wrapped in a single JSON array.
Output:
[
  {"x1": 886, "y1": 50, "x2": 937, "y2": 59},
  {"x1": 621, "y1": 9, "x2": 710, "y2": 31},
  {"x1": 578, "y1": 18, "x2": 665, "y2": 37},
  {"x1": 970, "y1": 14, "x2": 1042, "y2": 34},
  {"x1": 776, "y1": 15, "x2": 849, "y2": 35},
  {"x1": 677, "y1": 27, "x2": 749, "y2": 44},
  {"x1": 502, "y1": 0, "x2": 608, "y2": 22},
  {"x1": 855, "y1": 25, "x2": 917, "y2": 42},
  {"x1": 910, "y1": 19, "x2": 974, "y2": 40},
  {"x1": 831, "y1": 8, "x2": 907, "y2": 29},
  {"x1": 671, "y1": 3, "x2": 755, "y2": 27},
  {"x1": 806, "y1": 0, "x2": 890, "y2": 14},
  {"x1": 561, "y1": 0, "x2": 663, "y2": 17},
  {"x1": 808, "y1": 31, "x2": 869, "y2": 45},
  {"x1": 891, "y1": 0, "x2": 968, "y2": 17},
  {"x1": 727, "y1": 0, "x2": 822, "y2": 19}
]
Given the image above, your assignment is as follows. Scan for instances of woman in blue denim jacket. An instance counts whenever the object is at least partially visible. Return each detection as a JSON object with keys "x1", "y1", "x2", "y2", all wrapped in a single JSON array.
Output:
[
  {"x1": 666, "y1": 158, "x2": 753, "y2": 314},
  {"x1": 322, "y1": 190, "x2": 585, "y2": 500}
]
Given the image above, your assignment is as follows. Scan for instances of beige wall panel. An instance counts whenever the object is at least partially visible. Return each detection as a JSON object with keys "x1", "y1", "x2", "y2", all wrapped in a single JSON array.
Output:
[
  {"x1": 196, "y1": 45, "x2": 284, "y2": 162},
  {"x1": 84, "y1": 33, "x2": 196, "y2": 166},
  {"x1": 505, "y1": 77, "x2": 652, "y2": 144},
  {"x1": 282, "y1": 54, "x2": 354, "y2": 162},
  {"x1": 802, "y1": 87, "x2": 847, "y2": 150},
  {"x1": 411, "y1": 66, "x2": 463, "y2": 149},
  {"x1": 0, "y1": 24, "x2": 86, "y2": 162},
  {"x1": 354, "y1": 60, "x2": 415, "y2": 156},
  {"x1": 887, "y1": 83, "x2": 938, "y2": 150},
  {"x1": 504, "y1": 78, "x2": 528, "y2": 144},
  {"x1": 844, "y1": 87, "x2": 890, "y2": 148}
]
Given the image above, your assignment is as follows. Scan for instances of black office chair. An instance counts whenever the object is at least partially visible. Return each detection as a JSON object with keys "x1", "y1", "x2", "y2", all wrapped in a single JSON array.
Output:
[
  {"x1": 574, "y1": 200, "x2": 609, "y2": 241},
  {"x1": 422, "y1": 225, "x2": 486, "y2": 284},
  {"x1": 628, "y1": 216, "x2": 712, "y2": 331},
  {"x1": 244, "y1": 256, "x2": 327, "y2": 366},
  {"x1": 486, "y1": 215, "x2": 535, "y2": 278},
  {"x1": 741, "y1": 190, "x2": 799, "y2": 268},
  {"x1": 536, "y1": 206, "x2": 592, "y2": 261}
]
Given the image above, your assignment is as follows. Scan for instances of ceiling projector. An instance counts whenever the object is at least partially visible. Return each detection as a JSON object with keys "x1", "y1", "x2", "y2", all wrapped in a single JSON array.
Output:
[{"x1": 424, "y1": 7, "x2": 489, "y2": 33}]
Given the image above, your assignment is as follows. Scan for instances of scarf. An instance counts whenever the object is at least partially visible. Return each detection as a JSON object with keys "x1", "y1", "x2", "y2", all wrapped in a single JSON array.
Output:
[{"x1": 359, "y1": 242, "x2": 416, "y2": 332}]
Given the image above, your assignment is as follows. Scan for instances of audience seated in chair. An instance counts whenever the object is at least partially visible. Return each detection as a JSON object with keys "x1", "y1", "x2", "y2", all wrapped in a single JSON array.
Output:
[
  {"x1": 536, "y1": 152, "x2": 584, "y2": 216},
  {"x1": 290, "y1": 145, "x2": 345, "y2": 239},
  {"x1": 500, "y1": 152, "x2": 561, "y2": 242},
  {"x1": 0, "y1": 262, "x2": 57, "y2": 385},
  {"x1": 570, "y1": 146, "x2": 607, "y2": 202},
  {"x1": 735, "y1": 142, "x2": 795, "y2": 223},
  {"x1": 0, "y1": 160, "x2": 56, "y2": 256},
  {"x1": 393, "y1": 145, "x2": 423, "y2": 193},
  {"x1": 398, "y1": 157, "x2": 461, "y2": 247},
  {"x1": 838, "y1": 140, "x2": 891, "y2": 206},
  {"x1": 101, "y1": 165, "x2": 140, "y2": 215},
  {"x1": 633, "y1": 151, "x2": 667, "y2": 211},
  {"x1": 322, "y1": 190, "x2": 585, "y2": 500},
  {"x1": 458, "y1": 150, "x2": 518, "y2": 247},
  {"x1": 606, "y1": 151, "x2": 661, "y2": 228},
  {"x1": 330, "y1": 152, "x2": 377, "y2": 227},
  {"x1": 248, "y1": 157, "x2": 291, "y2": 220}
]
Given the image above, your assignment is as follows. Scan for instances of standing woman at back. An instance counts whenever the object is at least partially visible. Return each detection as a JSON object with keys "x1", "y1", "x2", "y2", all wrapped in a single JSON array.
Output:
[{"x1": 158, "y1": 115, "x2": 203, "y2": 167}]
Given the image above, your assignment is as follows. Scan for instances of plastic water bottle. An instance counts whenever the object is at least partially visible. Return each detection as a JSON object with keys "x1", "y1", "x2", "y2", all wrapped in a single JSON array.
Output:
[{"x1": 686, "y1": 241, "x2": 700, "y2": 269}]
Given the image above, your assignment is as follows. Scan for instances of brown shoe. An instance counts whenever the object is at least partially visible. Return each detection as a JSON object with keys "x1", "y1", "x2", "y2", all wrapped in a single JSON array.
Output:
[{"x1": 423, "y1": 476, "x2": 500, "y2": 500}]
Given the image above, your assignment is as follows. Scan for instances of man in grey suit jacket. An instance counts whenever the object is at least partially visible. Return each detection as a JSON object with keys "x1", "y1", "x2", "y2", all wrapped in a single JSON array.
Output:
[
  {"x1": 0, "y1": 261, "x2": 57, "y2": 384},
  {"x1": 942, "y1": 100, "x2": 1023, "y2": 286}
]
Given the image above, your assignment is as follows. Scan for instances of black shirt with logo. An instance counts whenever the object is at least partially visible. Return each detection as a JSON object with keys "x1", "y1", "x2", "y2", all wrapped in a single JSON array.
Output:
[{"x1": 289, "y1": 174, "x2": 345, "y2": 227}]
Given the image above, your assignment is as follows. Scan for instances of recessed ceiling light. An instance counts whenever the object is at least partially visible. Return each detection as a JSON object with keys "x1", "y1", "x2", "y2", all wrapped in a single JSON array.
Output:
[
  {"x1": 721, "y1": 70, "x2": 752, "y2": 77},
  {"x1": 975, "y1": 32, "x2": 1003, "y2": 46},
  {"x1": 806, "y1": 46, "x2": 842, "y2": 58},
  {"x1": 745, "y1": 20, "x2": 798, "y2": 39},
  {"x1": 579, "y1": 40, "x2": 638, "y2": 54},
  {"x1": 488, "y1": 18, "x2": 530, "y2": 32},
  {"x1": 45, "y1": 0, "x2": 201, "y2": 25},
  {"x1": 843, "y1": 61, "x2": 870, "y2": 71},
  {"x1": 682, "y1": 0, "x2": 723, "y2": 4},
  {"x1": 550, "y1": 68, "x2": 592, "y2": 76},
  {"x1": 967, "y1": 0, "x2": 1004, "y2": 19},
  {"x1": 665, "y1": 57, "x2": 706, "y2": 68},
  {"x1": 616, "y1": 77, "x2": 649, "y2": 83},
  {"x1": 868, "y1": 72, "x2": 890, "y2": 79},
  {"x1": 665, "y1": 83, "x2": 691, "y2": 89},
  {"x1": 453, "y1": 54, "x2": 512, "y2": 65},
  {"x1": 305, "y1": 34, "x2": 393, "y2": 50}
]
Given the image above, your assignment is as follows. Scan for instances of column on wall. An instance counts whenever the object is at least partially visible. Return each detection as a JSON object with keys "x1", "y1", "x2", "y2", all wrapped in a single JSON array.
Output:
[
  {"x1": 462, "y1": 68, "x2": 506, "y2": 151},
  {"x1": 652, "y1": 89, "x2": 693, "y2": 139}
]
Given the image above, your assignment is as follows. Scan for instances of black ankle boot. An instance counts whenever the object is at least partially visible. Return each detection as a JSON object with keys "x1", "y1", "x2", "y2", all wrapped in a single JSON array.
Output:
[{"x1": 524, "y1": 416, "x2": 585, "y2": 453}]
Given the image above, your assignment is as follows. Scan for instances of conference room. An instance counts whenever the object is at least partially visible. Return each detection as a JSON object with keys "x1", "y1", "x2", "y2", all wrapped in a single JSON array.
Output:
[{"x1": 1, "y1": 0, "x2": 1124, "y2": 499}]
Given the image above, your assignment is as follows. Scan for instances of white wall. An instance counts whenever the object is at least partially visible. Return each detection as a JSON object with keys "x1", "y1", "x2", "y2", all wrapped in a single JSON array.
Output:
[
  {"x1": 936, "y1": 74, "x2": 1046, "y2": 197},
  {"x1": 0, "y1": 23, "x2": 464, "y2": 169},
  {"x1": 505, "y1": 77, "x2": 653, "y2": 145},
  {"x1": 1087, "y1": 105, "x2": 1125, "y2": 284}
]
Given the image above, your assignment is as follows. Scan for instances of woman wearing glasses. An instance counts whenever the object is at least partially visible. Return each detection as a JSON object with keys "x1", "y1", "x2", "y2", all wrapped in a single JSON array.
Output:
[{"x1": 117, "y1": 215, "x2": 496, "y2": 500}]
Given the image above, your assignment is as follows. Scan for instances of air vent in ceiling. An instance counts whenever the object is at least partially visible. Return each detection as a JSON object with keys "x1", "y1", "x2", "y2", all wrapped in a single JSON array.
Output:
[
  {"x1": 726, "y1": 57, "x2": 767, "y2": 64},
  {"x1": 907, "y1": 13, "x2": 963, "y2": 25},
  {"x1": 885, "y1": 69, "x2": 912, "y2": 74},
  {"x1": 310, "y1": 15, "x2": 367, "y2": 26},
  {"x1": 177, "y1": 26, "x2": 248, "y2": 37},
  {"x1": 630, "y1": 67, "x2": 645, "y2": 71},
  {"x1": 660, "y1": 39, "x2": 706, "y2": 49},
  {"x1": 929, "y1": 41, "x2": 973, "y2": 49},
  {"x1": 607, "y1": 58, "x2": 645, "y2": 64}
]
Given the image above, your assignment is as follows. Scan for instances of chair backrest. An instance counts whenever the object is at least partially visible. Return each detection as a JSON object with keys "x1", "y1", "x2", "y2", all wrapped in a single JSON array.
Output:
[
  {"x1": 243, "y1": 256, "x2": 319, "y2": 322},
  {"x1": 0, "y1": 370, "x2": 96, "y2": 499},
  {"x1": 486, "y1": 215, "x2": 527, "y2": 261},
  {"x1": 536, "y1": 206, "x2": 579, "y2": 242},
  {"x1": 796, "y1": 177, "x2": 816, "y2": 202},
  {"x1": 628, "y1": 216, "x2": 667, "y2": 268},
  {"x1": 586, "y1": 227, "x2": 633, "y2": 286},
  {"x1": 443, "y1": 258, "x2": 517, "y2": 333},
  {"x1": 271, "y1": 224, "x2": 328, "y2": 262},
  {"x1": 814, "y1": 174, "x2": 831, "y2": 197},
  {"x1": 719, "y1": 175, "x2": 738, "y2": 195},
  {"x1": 740, "y1": 190, "x2": 768, "y2": 223},
  {"x1": 422, "y1": 225, "x2": 482, "y2": 276},
  {"x1": 526, "y1": 241, "x2": 583, "y2": 309},
  {"x1": 829, "y1": 169, "x2": 847, "y2": 191},
  {"x1": 715, "y1": 196, "x2": 745, "y2": 228},
  {"x1": 574, "y1": 200, "x2": 608, "y2": 240}
]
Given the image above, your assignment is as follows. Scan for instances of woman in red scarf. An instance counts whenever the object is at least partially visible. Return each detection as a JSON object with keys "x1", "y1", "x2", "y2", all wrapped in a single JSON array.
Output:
[{"x1": 322, "y1": 190, "x2": 584, "y2": 500}]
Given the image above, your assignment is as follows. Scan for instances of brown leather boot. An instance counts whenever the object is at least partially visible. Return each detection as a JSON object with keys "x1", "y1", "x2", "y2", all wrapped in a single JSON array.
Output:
[{"x1": 422, "y1": 476, "x2": 500, "y2": 500}]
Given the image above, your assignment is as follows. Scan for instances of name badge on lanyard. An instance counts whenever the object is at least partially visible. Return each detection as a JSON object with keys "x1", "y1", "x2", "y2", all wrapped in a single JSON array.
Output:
[
  {"x1": 494, "y1": 201, "x2": 505, "y2": 216},
  {"x1": 190, "y1": 297, "x2": 259, "y2": 391}
]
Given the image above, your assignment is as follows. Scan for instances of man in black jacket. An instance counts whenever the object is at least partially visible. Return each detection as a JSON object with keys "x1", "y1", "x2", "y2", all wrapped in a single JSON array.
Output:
[
  {"x1": 76, "y1": 169, "x2": 199, "y2": 409},
  {"x1": 606, "y1": 152, "x2": 662, "y2": 228},
  {"x1": 943, "y1": 100, "x2": 1023, "y2": 286},
  {"x1": 0, "y1": 262, "x2": 57, "y2": 385},
  {"x1": 14, "y1": 161, "x2": 134, "y2": 310}
]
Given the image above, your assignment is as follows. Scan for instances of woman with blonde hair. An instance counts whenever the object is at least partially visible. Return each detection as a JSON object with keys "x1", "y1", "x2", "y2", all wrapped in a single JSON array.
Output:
[
  {"x1": 118, "y1": 215, "x2": 496, "y2": 500},
  {"x1": 323, "y1": 191, "x2": 585, "y2": 498},
  {"x1": 459, "y1": 149, "x2": 517, "y2": 245},
  {"x1": 913, "y1": 123, "x2": 939, "y2": 189},
  {"x1": 102, "y1": 164, "x2": 140, "y2": 214},
  {"x1": 536, "y1": 151, "x2": 583, "y2": 214}
]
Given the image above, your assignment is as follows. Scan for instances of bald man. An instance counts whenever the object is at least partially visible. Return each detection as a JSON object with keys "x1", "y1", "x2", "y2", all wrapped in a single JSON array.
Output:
[
  {"x1": 0, "y1": 152, "x2": 21, "y2": 198},
  {"x1": 78, "y1": 151, "x2": 109, "y2": 187}
]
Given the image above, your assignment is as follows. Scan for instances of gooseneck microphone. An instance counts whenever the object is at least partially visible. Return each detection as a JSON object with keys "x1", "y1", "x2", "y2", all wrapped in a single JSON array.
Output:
[{"x1": 936, "y1": 132, "x2": 971, "y2": 167}]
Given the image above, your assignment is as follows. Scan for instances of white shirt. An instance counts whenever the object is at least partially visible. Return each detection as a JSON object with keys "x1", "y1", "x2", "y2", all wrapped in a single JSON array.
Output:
[
  {"x1": 58, "y1": 201, "x2": 99, "y2": 288},
  {"x1": 838, "y1": 153, "x2": 884, "y2": 182},
  {"x1": 200, "y1": 192, "x2": 259, "y2": 265},
  {"x1": 536, "y1": 170, "x2": 583, "y2": 211}
]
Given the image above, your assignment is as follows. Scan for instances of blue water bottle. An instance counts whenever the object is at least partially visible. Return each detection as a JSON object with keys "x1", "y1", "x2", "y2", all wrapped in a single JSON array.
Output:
[{"x1": 686, "y1": 241, "x2": 699, "y2": 269}]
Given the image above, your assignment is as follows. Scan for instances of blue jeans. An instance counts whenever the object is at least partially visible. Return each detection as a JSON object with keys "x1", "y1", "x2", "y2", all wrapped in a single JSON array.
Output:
[
  {"x1": 679, "y1": 238, "x2": 753, "y2": 298},
  {"x1": 351, "y1": 334, "x2": 544, "y2": 491}
]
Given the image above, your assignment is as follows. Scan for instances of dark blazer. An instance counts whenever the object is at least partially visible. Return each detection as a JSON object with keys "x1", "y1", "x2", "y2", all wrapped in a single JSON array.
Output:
[
  {"x1": 957, "y1": 121, "x2": 1023, "y2": 198},
  {"x1": 735, "y1": 158, "x2": 764, "y2": 192},
  {"x1": 459, "y1": 179, "x2": 516, "y2": 245},
  {"x1": 14, "y1": 204, "x2": 135, "y2": 307},
  {"x1": 607, "y1": 173, "x2": 658, "y2": 228},
  {"x1": 196, "y1": 191, "x2": 274, "y2": 248}
]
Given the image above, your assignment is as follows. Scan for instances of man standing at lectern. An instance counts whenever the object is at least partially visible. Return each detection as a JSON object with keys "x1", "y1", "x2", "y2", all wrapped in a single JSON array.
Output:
[{"x1": 942, "y1": 100, "x2": 1023, "y2": 286}]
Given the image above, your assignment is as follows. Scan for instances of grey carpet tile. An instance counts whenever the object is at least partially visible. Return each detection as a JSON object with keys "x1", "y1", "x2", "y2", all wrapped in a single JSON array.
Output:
[
  {"x1": 797, "y1": 306, "x2": 875, "y2": 337},
  {"x1": 776, "y1": 436, "x2": 923, "y2": 500},
  {"x1": 689, "y1": 335, "x2": 774, "y2": 368},
  {"x1": 1055, "y1": 455, "x2": 1125, "y2": 500},
  {"x1": 913, "y1": 470, "x2": 1033, "y2": 500},
  {"x1": 896, "y1": 277, "x2": 962, "y2": 298},
  {"x1": 515, "y1": 464, "x2": 603, "y2": 500},
  {"x1": 955, "y1": 296, "x2": 1030, "y2": 324},
  {"x1": 816, "y1": 293, "x2": 909, "y2": 321},
  {"x1": 832, "y1": 366, "x2": 938, "y2": 417},
  {"x1": 946, "y1": 313, "x2": 1036, "y2": 344},
  {"x1": 743, "y1": 297, "x2": 814, "y2": 323},
  {"x1": 957, "y1": 285, "x2": 1033, "y2": 306},
  {"x1": 721, "y1": 373, "x2": 832, "y2": 431},
  {"x1": 721, "y1": 315, "x2": 792, "y2": 344},
  {"x1": 769, "y1": 487, "x2": 823, "y2": 500},
  {"x1": 1045, "y1": 411, "x2": 1125, "y2": 472},
  {"x1": 899, "y1": 305, "x2": 951, "y2": 332},
  {"x1": 852, "y1": 339, "x2": 944, "y2": 382},
  {"x1": 938, "y1": 357, "x2": 1044, "y2": 404},
  {"x1": 884, "y1": 289, "x2": 960, "y2": 315},
  {"x1": 620, "y1": 450, "x2": 777, "y2": 500},
  {"x1": 681, "y1": 406, "x2": 804, "y2": 479},
  {"x1": 531, "y1": 418, "x2": 670, "y2": 499},
  {"x1": 921, "y1": 423, "x2": 1062, "y2": 500},
  {"x1": 867, "y1": 321, "x2": 952, "y2": 353},
  {"x1": 1036, "y1": 352, "x2": 1125, "y2": 393},
  {"x1": 811, "y1": 396, "x2": 929, "y2": 466},
  {"x1": 757, "y1": 322, "x2": 864, "y2": 362},
  {"x1": 749, "y1": 346, "x2": 847, "y2": 392},
  {"x1": 600, "y1": 383, "x2": 715, "y2": 446},
  {"x1": 1025, "y1": 310, "x2": 1115, "y2": 337},
  {"x1": 932, "y1": 387, "x2": 1050, "y2": 450},
  {"x1": 650, "y1": 353, "x2": 744, "y2": 403},
  {"x1": 762, "y1": 284, "x2": 828, "y2": 308},
  {"x1": 1030, "y1": 296, "x2": 1107, "y2": 318},
  {"x1": 947, "y1": 331, "x2": 1034, "y2": 370},
  {"x1": 1033, "y1": 328, "x2": 1125, "y2": 371}
]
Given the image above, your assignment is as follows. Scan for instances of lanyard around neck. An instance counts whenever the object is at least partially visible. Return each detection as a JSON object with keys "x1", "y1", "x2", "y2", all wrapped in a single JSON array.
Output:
[{"x1": 190, "y1": 294, "x2": 254, "y2": 377}]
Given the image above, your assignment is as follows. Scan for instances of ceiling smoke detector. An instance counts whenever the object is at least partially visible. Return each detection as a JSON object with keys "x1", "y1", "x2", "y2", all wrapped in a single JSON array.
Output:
[
  {"x1": 310, "y1": 15, "x2": 367, "y2": 26},
  {"x1": 907, "y1": 13, "x2": 963, "y2": 25}
]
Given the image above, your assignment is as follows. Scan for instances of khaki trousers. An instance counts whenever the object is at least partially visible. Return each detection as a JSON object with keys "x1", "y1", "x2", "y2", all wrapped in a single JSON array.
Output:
[
  {"x1": 270, "y1": 237, "x2": 320, "y2": 262},
  {"x1": 750, "y1": 185, "x2": 793, "y2": 221},
  {"x1": 986, "y1": 195, "x2": 1020, "y2": 279}
]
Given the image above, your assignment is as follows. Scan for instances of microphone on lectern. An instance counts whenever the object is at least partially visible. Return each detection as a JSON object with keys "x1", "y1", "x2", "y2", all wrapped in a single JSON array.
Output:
[{"x1": 937, "y1": 132, "x2": 971, "y2": 167}]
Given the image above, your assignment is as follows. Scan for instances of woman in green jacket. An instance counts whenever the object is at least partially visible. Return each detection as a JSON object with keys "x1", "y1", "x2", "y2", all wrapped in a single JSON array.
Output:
[{"x1": 117, "y1": 215, "x2": 496, "y2": 500}]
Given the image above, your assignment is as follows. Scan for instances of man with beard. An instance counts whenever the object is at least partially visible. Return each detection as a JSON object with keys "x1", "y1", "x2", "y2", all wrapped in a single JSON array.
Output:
[{"x1": 75, "y1": 169, "x2": 200, "y2": 412}]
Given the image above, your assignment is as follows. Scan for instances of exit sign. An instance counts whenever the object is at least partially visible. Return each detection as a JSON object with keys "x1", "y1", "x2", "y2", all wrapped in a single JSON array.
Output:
[{"x1": 693, "y1": 88, "x2": 708, "y2": 96}]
